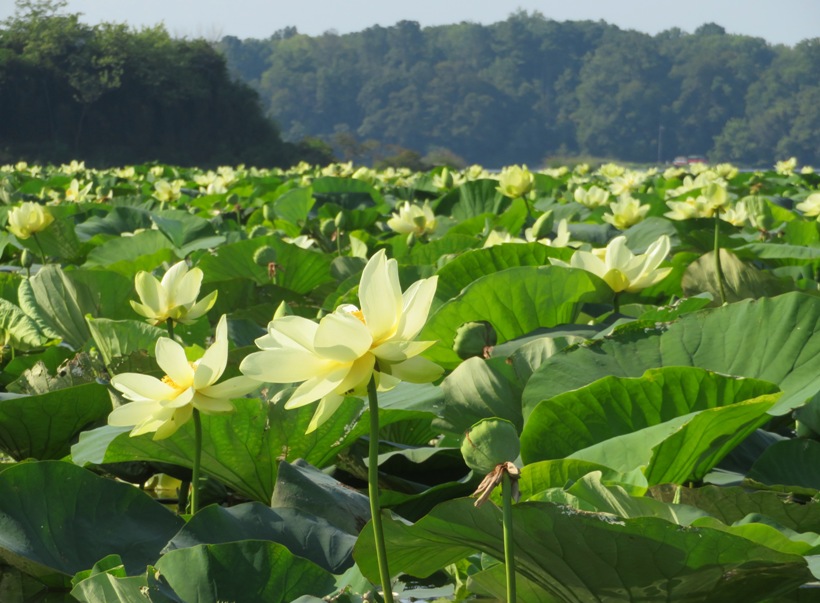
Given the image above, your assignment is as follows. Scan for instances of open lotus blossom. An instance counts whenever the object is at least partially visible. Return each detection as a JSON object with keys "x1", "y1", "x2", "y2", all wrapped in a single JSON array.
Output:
[
  {"x1": 131, "y1": 260, "x2": 217, "y2": 326},
  {"x1": 109, "y1": 315, "x2": 259, "y2": 439},
  {"x1": 240, "y1": 249, "x2": 443, "y2": 432},
  {"x1": 7, "y1": 202, "x2": 54, "y2": 240},
  {"x1": 796, "y1": 192, "x2": 820, "y2": 218},
  {"x1": 387, "y1": 201, "x2": 437, "y2": 236},
  {"x1": 550, "y1": 235, "x2": 672, "y2": 293},
  {"x1": 602, "y1": 194, "x2": 649, "y2": 230}
]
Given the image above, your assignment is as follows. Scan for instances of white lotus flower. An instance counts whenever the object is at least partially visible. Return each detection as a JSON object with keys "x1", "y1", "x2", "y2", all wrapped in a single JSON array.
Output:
[
  {"x1": 240, "y1": 249, "x2": 443, "y2": 432},
  {"x1": 796, "y1": 193, "x2": 820, "y2": 218},
  {"x1": 387, "y1": 201, "x2": 437, "y2": 236},
  {"x1": 550, "y1": 235, "x2": 672, "y2": 293},
  {"x1": 7, "y1": 202, "x2": 54, "y2": 240},
  {"x1": 109, "y1": 315, "x2": 258, "y2": 439},
  {"x1": 131, "y1": 261, "x2": 217, "y2": 326},
  {"x1": 602, "y1": 194, "x2": 650, "y2": 230}
]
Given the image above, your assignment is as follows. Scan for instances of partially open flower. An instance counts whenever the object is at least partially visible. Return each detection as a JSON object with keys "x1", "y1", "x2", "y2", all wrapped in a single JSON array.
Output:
[
  {"x1": 550, "y1": 235, "x2": 672, "y2": 293},
  {"x1": 131, "y1": 261, "x2": 217, "y2": 326},
  {"x1": 387, "y1": 201, "x2": 437, "y2": 236},
  {"x1": 496, "y1": 165, "x2": 534, "y2": 199},
  {"x1": 7, "y1": 202, "x2": 54, "y2": 240}
]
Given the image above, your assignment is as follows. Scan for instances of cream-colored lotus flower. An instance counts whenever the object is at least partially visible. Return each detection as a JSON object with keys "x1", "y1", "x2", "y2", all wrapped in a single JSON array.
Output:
[
  {"x1": 665, "y1": 182, "x2": 729, "y2": 220},
  {"x1": 7, "y1": 202, "x2": 54, "y2": 239},
  {"x1": 574, "y1": 185, "x2": 610, "y2": 208},
  {"x1": 797, "y1": 193, "x2": 820, "y2": 218},
  {"x1": 387, "y1": 201, "x2": 437, "y2": 236},
  {"x1": 550, "y1": 235, "x2": 672, "y2": 293},
  {"x1": 109, "y1": 315, "x2": 258, "y2": 439},
  {"x1": 131, "y1": 261, "x2": 217, "y2": 326},
  {"x1": 240, "y1": 249, "x2": 443, "y2": 432},
  {"x1": 496, "y1": 165, "x2": 534, "y2": 198},
  {"x1": 602, "y1": 194, "x2": 649, "y2": 230},
  {"x1": 775, "y1": 157, "x2": 797, "y2": 175}
]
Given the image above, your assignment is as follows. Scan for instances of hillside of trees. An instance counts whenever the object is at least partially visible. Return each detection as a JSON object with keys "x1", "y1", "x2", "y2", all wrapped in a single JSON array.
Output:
[
  {"x1": 217, "y1": 12, "x2": 820, "y2": 168},
  {"x1": 0, "y1": 1, "x2": 327, "y2": 168}
]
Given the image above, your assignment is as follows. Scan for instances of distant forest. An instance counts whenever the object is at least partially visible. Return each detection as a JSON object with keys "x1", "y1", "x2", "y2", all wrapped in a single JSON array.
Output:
[
  {"x1": 0, "y1": 1, "x2": 330, "y2": 168},
  {"x1": 217, "y1": 11, "x2": 820, "y2": 168}
]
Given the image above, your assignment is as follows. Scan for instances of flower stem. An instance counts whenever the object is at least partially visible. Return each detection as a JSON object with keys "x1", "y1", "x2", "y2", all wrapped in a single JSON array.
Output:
[
  {"x1": 714, "y1": 215, "x2": 727, "y2": 304},
  {"x1": 366, "y1": 375, "x2": 394, "y2": 603},
  {"x1": 190, "y1": 408, "x2": 202, "y2": 515},
  {"x1": 502, "y1": 471, "x2": 517, "y2": 603},
  {"x1": 32, "y1": 233, "x2": 46, "y2": 265},
  {"x1": 166, "y1": 318, "x2": 175, "y2": 340},
  {"x1": 613, "y1": 291, "x2": 621, "y2": 315}
]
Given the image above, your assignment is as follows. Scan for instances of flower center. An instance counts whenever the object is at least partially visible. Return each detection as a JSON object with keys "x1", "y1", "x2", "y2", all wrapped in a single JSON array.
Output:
[
  {"x1": 350, "y1": 309, "x2": 366, "y2": 324},
  {"x1": 161, "y1": 375, "x2": 181, "y2": 390}
]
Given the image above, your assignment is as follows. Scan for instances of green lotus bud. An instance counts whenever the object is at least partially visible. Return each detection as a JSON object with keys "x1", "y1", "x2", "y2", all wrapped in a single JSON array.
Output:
[
  {"x1": 530, "y1": 210, "x2": 554, "y2": 240},
  {"x1": 262, "y1": 204, "x2": 275, "y2": 222},
  {"x1": 20, "y1": 249, "x2": 33, "y2": 268},
  {"x1": 461, "y1": 418, "x2": 520, "y2": 474},
  {"x1": 253, "y1": 245, "x2": 278, "y2": 267},
  {"x1": 334, "y1": 211, "x2": 347, "y2": 230},
  {"x1": 320, "y1": 218, "x2": 337, "y2": 238},
  {"x1": 453, "y1": 321, "x2": 497, "y2": 360}
]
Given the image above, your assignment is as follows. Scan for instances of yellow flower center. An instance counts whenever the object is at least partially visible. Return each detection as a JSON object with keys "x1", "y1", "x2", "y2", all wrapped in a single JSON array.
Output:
[
  {"x1": 161, "y1": 375, "x2": 181, "y2": 390},
  {"x1": 350, "y1": 309, "x2": 366, "y2": 324}
]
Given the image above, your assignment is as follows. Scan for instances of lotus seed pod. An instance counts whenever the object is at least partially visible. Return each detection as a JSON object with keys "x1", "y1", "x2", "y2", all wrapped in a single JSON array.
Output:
[
  {"x1": 461, "y1": 417, "x2": 520, "y2": 474},
  {"x1": 253, "y1": 245, "x2": 277, "y2": 267},
  {"x1": 530, "y1": 210, "x2": 554, "y2": 240},
  {"x1": 453, "y1": 321, "x2": 497, "y2": 360},
  {"x1": 20, "y1": 249, "x2": 33, "y2": 268}
]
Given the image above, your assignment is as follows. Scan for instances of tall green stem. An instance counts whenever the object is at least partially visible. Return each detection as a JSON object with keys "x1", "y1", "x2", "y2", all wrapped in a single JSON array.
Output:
[
  {"x1": 32, "y1": 233, "x2": 46, "y2": 265},
  {"x1": 714, "y1": 215, "x2": 727, "y2": 304},
  {"x1": 190, "y1": 408, "x2": 202, "y2": 515},
  {"x1": 367, "y1": 375, "x2": 394, "y2": 603},
  {"x1": 165, "y1": 318, "x2": 175, "y2": 340},
  {"x1": 502, "y1": 471, "x2": 517, "y2": 603}
]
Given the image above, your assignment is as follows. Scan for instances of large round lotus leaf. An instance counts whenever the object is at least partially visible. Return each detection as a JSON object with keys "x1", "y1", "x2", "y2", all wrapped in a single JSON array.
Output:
[{"x1": 0, "y1": 461, "x2": 183, "y2": 588}]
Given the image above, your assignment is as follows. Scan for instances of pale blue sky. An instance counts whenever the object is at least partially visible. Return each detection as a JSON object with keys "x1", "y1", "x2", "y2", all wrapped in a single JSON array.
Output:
[{"x1": 1, "y1": 0, "x2": 817, "y2": 46}]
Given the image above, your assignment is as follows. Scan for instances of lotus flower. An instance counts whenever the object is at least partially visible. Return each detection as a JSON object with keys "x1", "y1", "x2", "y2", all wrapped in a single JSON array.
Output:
[
  {"x1": 496, "y1": 165, "x2": 534, "y2": 198},
  {"x1": 550, "y1": 235, "x2": 672, "y2": 293},
  {"x1": 7, "y1": 202, "x2": 54, "y2": 240},
  {"x1": 109, "y1": 315, "x2": 258, "y2": 439},
  {"x1": 387, "y1": 201, "x2": 437, "y2": 236},
  {"x1": 240, "y1": 249, "x2": 442, "y2": 432},
  {"x1": 131, "y1": 261, "x2": 217, "y2": 326}
]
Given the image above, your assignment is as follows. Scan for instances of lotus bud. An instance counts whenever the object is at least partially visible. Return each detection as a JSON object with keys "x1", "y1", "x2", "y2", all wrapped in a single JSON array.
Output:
[
  {"x1": 461, "y1": 418, "x2": 520, "y2": 474},
  {"x1": 253, "y1": 245, "x2": 278, "y2": 267},
  {"x1": 262, "y1": 204, "x2": 275, "y2": 222},
  {"x1": 453, "y1": 321, "x2": 496, "y2": 360},
  {"x1": 20, "y1": 249, "x2": 33, "y2": 269},
  {"x1": 334, "y1": 211, "x2": 347, "y2": 230}
]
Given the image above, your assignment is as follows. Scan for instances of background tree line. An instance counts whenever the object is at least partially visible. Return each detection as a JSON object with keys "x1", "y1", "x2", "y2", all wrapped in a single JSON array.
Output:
[
  {"x1": 0, "y1": 1, "x2": 331, "y2": 168},
  {"x1": 217, "y1": 11, "x2": 820, "y2": 168}
]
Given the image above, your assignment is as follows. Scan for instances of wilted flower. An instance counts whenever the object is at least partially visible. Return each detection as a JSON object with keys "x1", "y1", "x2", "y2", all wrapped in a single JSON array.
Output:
[
  {"x1": 496, "y1": 165, "x2": 534, "y2": 198},
  {"x1": 108, "y1": 315, "x2": 258, "y2": 439},
  {"x1": 602, "y1": 194, "x2": 650, "y2": 230},
  {"x1": 387, "y1": 201, "x2": 437, "y2": 236},
  {"x1": 7, "y1": 202, "x2": 54, "y2": 239},
  {"x1": 131, "y1": 260, "x2": 217, "y2": 326},
  {"x1": 550, "y1": 235, "x2": 672, "y2": 293},
  {"x1": 240, "y1": 249, "x2": 442, "y2": 432}
]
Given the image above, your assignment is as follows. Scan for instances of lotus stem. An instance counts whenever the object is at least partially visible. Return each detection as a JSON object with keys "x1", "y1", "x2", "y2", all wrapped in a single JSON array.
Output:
[
  {"x1": 502, "y1": 470, "x2": 517, "y2": 603},
  {"x1": 366, "y1": 373, "x2": 394, "y2": 603},
  {"x1": 714, "y1": 215, "x2": 727, "y2": 304},
  {"x1": 613, "y1": 291, "x2": 621, "y2": 315},
  {"x1": 166, "y1": 318, "x2": 175, "y2": 340},
  {"x1": 190, "y1": 408, "x2": 202, "y2": 515},
  {"x1": 32, "y1": 233, "x2": 46, "y2": 265}
]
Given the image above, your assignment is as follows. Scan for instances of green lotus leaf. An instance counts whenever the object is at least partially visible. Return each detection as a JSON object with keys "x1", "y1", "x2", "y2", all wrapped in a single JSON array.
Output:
[{"x1": 0, "y1": 461, "x2": 183, "y2": 588}]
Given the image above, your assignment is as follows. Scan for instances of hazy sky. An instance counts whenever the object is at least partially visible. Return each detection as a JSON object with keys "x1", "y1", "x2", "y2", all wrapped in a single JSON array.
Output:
[{"x1": 1, "y1": 0, "x2": 818, "y2": 46}]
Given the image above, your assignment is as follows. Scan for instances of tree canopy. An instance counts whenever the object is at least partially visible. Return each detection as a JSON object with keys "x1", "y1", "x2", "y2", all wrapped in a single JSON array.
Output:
[{"x1": 217, "y1": 11, "x2": 819, "y2": 167}]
